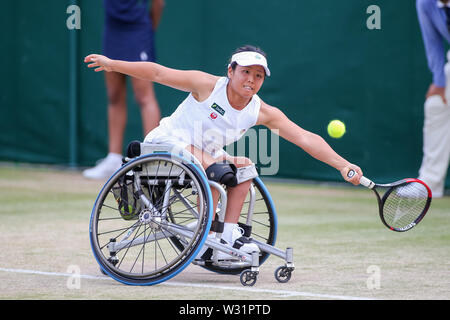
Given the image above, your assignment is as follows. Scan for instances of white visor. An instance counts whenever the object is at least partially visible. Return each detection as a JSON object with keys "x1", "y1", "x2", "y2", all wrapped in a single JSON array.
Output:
[{"x1": 229, "y1": 51, "x2": 271, "y2": 77}]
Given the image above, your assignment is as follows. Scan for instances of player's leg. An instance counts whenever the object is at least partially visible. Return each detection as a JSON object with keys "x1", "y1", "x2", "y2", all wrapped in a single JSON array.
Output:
[
  {"x1": 220, "y1": 156, "x2": 253, "y2": 223},
  {"x1": 130, "y1": 77, "x2": 161, "y2": 135},
  {"x1": 184, "y1": 147, "x2": 253, "y2": 222},
  {"x1": 217, "y1": 156, "x2": 256, "y2": 249},
  {"x1": 189, "y1": 147, "x2": 259, "y2": 259}
]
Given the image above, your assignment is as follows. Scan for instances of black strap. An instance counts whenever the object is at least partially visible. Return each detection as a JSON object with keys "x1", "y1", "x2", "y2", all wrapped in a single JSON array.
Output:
[
  {"x1": 210, "y1": 220, "x2": 224, "y2": 233},
  {"x1": 237, "y1": 222, "x2": 252, "y2": 237},
  {"x1": 232, "y1": 236, "x2": 252, "y2": 249},
  {"x1": 200, "y1": 248, "x2": 213, "y2": 260}
]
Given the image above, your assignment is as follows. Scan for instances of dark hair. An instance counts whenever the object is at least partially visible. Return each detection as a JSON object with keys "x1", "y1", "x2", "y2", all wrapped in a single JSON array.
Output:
[{"x1": 228, "y1": 45, "x2": 267, "y2": 72}]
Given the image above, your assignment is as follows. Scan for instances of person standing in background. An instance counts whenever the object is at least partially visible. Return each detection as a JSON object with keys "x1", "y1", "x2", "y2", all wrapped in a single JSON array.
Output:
[
  {"x1": 416, "y1": 0, "x2": 450, "y2": 197},
  {"x1": 83, "y1": 0, "x2": 164, "y2": 180}
]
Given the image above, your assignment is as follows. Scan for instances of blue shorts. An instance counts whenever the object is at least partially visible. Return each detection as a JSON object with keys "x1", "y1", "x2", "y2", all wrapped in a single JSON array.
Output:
[{"x1": 103, "y1": 18, "x2": 156, "y2": 62}]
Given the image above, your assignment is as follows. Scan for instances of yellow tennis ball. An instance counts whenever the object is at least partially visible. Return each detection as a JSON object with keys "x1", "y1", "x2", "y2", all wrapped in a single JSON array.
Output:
[{"x1": 327, "y1": 120, "x2": 346, "y2": 138}]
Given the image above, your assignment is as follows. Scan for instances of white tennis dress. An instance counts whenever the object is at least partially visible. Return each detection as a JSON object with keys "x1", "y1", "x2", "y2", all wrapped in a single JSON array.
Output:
[{"x1": 144, "y1": 77, "x2": 261, "y2": 158}]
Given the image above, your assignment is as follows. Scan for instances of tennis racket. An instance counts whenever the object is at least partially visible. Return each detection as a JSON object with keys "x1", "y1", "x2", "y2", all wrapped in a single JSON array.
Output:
[{"x1": 348, "y1": 170, "x2": 432, "y2": 232}]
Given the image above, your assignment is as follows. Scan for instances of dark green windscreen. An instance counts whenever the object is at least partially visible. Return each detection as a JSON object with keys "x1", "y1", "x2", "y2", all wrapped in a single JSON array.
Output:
[{"x1": 1, "y1": 0, "x2": 447, "y2": 188}]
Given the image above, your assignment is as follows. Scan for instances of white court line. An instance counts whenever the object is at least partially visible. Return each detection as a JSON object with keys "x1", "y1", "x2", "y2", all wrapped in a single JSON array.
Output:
[{"x1": 0, "y1": 267, "x2": 373, "y2": 300}]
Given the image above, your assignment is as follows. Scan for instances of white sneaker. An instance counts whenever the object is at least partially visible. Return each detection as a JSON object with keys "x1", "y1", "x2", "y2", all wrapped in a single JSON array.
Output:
[
  {"x1": 216, "y1": 225, "x2": 259, "y2": 260},
  {"x1": 83, "y1": 153, "x2": 122, "y2": 180}
]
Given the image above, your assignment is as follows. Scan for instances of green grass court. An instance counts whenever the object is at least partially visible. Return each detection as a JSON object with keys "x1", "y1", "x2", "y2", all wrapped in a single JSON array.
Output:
[{"x1": 0, "y1": 164, "x2": 448, "y2": 300}]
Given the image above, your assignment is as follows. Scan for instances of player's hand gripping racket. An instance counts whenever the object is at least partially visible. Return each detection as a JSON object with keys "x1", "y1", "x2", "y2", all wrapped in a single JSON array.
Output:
[{"x1": 347, "y1": 170, "x2": 432, "y2": 232}]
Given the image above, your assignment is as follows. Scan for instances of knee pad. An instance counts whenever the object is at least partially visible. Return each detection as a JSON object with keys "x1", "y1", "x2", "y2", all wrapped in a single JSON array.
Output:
[
  {"x1": 206, "y1": 162, "x2": 259, "y2": 187},
  {"x1": 205, "y1": 162, "x2": 238, "y2": 187}
]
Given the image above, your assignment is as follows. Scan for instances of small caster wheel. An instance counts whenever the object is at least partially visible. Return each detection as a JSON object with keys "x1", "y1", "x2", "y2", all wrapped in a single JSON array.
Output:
[
  {"x1": 240, "y1": 269, "x2": 258, "y2": 286},
  {"x1": 274, "y1": 266, "x2": 292, "y2": 283}
]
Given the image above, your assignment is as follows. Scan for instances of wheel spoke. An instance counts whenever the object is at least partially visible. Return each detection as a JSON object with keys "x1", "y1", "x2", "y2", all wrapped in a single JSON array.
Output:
[{"x1": 89, "y1": 154, "x2": 212, "y2": 285}]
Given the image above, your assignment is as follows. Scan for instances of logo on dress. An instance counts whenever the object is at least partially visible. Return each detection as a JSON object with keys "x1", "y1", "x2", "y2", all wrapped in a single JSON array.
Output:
[
  {"x1": 211, "y1": 103, "x2": 225, "y2": 116},
  {"x1": 210, "y1": 112, "x2": 218, "y2": 120}
]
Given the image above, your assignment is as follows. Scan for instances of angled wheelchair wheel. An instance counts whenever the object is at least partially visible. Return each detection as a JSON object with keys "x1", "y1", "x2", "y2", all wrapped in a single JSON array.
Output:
[
  {"x1": 89, "y1": 153, "x2": 213, "y2": 285},
  {"x1": 200, "y1": 177, "x2": 277, "y2": 275}
]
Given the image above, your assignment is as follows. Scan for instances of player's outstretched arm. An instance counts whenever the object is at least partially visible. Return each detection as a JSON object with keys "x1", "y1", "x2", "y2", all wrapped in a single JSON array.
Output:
[
  {"x1": 257, "y1": 102, "x2": 362, "y2": 185},
  {"x1": 84, "y1": 54, "x2": 218, "y2": 100}
]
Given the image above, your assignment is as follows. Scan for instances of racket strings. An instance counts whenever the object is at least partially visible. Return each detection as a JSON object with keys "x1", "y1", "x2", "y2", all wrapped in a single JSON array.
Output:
[{"x1": 383, "y1": 182, "x2": 428, "y2": 229}]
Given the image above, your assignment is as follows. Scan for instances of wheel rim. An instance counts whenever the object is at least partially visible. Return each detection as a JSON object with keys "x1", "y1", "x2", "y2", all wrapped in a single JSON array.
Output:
[{"x1": 89, "y1": 154, "x2": 212, "y2": 285}]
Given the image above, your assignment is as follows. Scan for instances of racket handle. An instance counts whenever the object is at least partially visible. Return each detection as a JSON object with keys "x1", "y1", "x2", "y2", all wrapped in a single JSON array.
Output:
[
  {"x1": 347, "y1": 170, "x2": 375, "y2": 189},
  {"x1": 359, "y1": 176, "x2": 375, "y2": 189}
]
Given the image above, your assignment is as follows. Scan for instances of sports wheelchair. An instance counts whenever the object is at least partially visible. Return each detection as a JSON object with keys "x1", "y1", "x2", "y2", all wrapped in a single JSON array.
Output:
[{"x1": 89, "y1": 142, "x2": 294, "y2": 286}]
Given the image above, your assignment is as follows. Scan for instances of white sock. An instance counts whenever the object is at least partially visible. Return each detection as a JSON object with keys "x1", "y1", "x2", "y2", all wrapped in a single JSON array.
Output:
[{"x1": 221, "y1": 223, "x2": 237, "y2": 244}]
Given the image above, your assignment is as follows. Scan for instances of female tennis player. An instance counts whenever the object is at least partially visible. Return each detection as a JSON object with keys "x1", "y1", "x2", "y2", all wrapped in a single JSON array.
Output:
[{"x1": 84, "y1": 45, "x2": 363, "y2": 259}]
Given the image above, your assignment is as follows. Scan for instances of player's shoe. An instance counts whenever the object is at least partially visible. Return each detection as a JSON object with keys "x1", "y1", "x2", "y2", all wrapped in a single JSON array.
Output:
[
  {"x1": 82, "y1": 153, "x2": 122, "y2": 180},
  {"x1": 194, "y1": 226, "x2": 259, "y2": 261},
  {"x1": 216, "y1": 225, "x2": 259, "y2": 260}
]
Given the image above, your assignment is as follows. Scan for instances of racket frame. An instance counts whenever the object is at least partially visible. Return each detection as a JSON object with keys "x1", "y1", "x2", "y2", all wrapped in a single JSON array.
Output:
[{"x1": 368, "y1": 178, "x2": 432, "y2": 232}]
